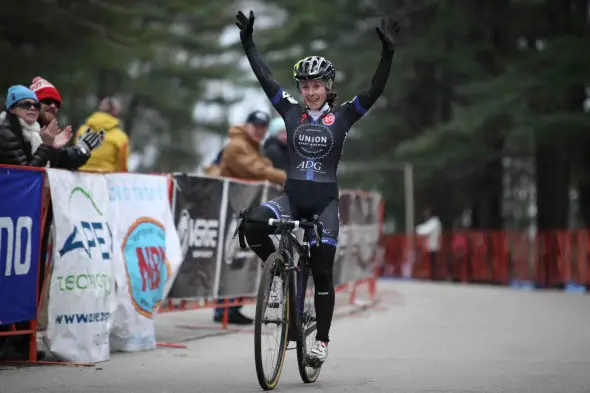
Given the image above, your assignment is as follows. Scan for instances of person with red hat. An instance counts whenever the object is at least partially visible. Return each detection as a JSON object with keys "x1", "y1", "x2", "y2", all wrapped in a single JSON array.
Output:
[{"x1": 30, "y1": 76, "x2": 105, "y2": 169}]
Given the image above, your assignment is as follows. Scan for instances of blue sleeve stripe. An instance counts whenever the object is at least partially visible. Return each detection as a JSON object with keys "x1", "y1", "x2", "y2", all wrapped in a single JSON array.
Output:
[
  {"x1": 353, "y1": 96, "x2": 367, "y2": 115},
  {"x1": 271, "y1": 89, "x2": 283, "y2": 106},
  {"x1": 310, "y1": 237, "x2": 338, "y2": 247}
]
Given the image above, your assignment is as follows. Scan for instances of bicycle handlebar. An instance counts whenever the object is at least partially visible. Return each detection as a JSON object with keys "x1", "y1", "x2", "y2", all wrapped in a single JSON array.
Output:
[{"x1": 233, "y1": 209, "x2": 323, "y2": 250}]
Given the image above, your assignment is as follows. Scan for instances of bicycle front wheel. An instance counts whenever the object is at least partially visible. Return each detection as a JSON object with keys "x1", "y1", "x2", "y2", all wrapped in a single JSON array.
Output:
[{"x1": 254, "y1": 252, "x2": 290, "y2": 391}]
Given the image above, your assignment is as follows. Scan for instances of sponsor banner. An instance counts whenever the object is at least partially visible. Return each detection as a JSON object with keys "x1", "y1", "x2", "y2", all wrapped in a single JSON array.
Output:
[
  {"x1": 168, "y1": 175, "x2": 223, "y2": 299},
  {"x1": 347, "y1": 192, "x2": 382, "y2": 282},
  {"x1": 0, "y1": 167, "x2": 44, "y2": 325},
  {"x1": 217, "y1": 180, "x2": 264, "y2": 298},
  {"x1": 45, "y1": 169, "x2": 115, "y2": 363},
  {"x1": 166, "y1": 177, "x2": 383, "y2": 300},
  {"x1": 333, "y1": 191, "x2": 352, "y2": 287},
  {"x1": 107, "y1": 173, "x2": 181, "y2": 352}
]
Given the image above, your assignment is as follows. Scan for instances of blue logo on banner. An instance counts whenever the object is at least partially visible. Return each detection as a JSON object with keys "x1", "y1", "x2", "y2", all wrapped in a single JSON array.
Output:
[{"x1": 0, "y1": 168, "x2": 43, "y2": 325}]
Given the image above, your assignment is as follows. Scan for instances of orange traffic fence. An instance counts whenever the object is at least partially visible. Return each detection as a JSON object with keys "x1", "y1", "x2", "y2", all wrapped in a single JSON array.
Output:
[{"x1": 378, "y1": 230, "x2": 590, "y2": 289}]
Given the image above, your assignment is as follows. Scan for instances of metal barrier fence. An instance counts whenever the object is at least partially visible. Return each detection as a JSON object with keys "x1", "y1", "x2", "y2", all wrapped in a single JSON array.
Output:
[{"x1": 0, "y1": 166, "x2": 384, "y2": 363}]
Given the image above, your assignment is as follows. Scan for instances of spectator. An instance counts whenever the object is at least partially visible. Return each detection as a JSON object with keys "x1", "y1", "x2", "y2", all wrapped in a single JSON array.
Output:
[
  {"x1": 75, "y1": 97, "x2": 129, "y2": 172},
  {"x1": 0, "y1": 85, "x2": 72, "y2": 360},
  {"x1": 30, "y1": 76, "x2": 105, "y2": 169},
  {"x1": 262, "y1": 116, "x2": 288, "y2": 171},
  {"x1": 416, "y1": 208, "x2": 442, "y2": 280},
  {"x1": 219, "y1": 110, "x2": 285, "y2": 185},
  {"x1": 214, "y1": 110, "x2": 286, "y2": 325},
  {"x1": 0, "y1": 85, "x2": 70, "y2": 166},
  {"x1": 29, "y1": 77, "x2": 105, "y2": 362}
]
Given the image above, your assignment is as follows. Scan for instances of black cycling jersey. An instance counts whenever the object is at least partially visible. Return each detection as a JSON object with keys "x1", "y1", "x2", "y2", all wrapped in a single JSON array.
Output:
[
  {"x1": 241, "y1": 32, "x2": 394, "y2": 344},
  {"x1": 241, "y1": 34, "x2": 393, "y2": 187}
]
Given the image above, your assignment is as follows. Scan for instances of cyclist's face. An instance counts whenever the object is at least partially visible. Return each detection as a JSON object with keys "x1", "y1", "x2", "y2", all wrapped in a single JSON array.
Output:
[{"x1": 299, "y1": 80, "x2": 327, "y2": 110}]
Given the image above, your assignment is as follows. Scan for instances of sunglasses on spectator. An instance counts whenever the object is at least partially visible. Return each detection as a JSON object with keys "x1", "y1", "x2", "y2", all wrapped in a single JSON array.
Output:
[
  {"x1": 40, "y1": 98, "x2": 61, "y2": 109},
  {"x1": 15, "y1": 100, "x2": 41, "y2": 110}
]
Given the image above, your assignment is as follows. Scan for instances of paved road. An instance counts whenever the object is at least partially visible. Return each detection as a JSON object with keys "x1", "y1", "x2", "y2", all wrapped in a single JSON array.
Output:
[{"x1": 2, "y1": 280, "x2": 590, "y2": 393}]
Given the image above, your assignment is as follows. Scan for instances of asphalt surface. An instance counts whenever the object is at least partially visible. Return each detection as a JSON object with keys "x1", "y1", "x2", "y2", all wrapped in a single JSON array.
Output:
[{"x1": 2, "y1": 280, "x2": 590, "y2": 393}]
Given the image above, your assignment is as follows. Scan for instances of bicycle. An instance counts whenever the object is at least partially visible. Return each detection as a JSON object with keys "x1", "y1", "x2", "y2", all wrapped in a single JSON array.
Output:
[{"x1": 233, "y1": 208, "x2": 324, "y2": 391}]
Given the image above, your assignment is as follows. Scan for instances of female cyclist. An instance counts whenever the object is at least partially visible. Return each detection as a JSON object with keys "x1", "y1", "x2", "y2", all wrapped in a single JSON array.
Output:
[{"x1": 236, "y1": 9, "x2": 399, "y2": 366}]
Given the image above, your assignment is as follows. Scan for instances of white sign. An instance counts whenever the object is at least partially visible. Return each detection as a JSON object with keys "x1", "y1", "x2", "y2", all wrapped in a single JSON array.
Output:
[
  {"x1": 45, "y1": 169, "x2": 115, "y2": 363},
  {"x1": 107, "y1": 173, "x2": 182, "y2": 352}
]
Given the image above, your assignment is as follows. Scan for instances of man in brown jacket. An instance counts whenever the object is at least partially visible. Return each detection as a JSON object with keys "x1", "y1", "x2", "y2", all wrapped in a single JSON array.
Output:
[
  {"x1": 215, "y1": 110, "x2": 286, "y2": 325},
  {"x1": 219, "y1": 110, "x2": 286, "y2": 186}
]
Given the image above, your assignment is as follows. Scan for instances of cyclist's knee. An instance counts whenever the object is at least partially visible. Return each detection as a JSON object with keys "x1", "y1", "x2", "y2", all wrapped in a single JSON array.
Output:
[
  {"x1": 244, "y1": 205, "x2": 273, "y2": 236},
  {"x1": 244, "y1": 205, "x2": 276, "y2": 258},
  {"x1": 310, "y1": 243, "x2": 336, "y2": 289},
  {"x1": 310, "y1": 243, "x2": 336, "y2": 266}
]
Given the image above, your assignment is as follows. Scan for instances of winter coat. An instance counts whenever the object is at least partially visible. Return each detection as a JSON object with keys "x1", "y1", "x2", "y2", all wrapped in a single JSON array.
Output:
[
  {"x1": 75, "y1": 112, "x2": 129, "y2": 172},
  {"x1": 219, "y1": 125, "x2": 286, "y2": 185},
  {"x1": 0, "y1": 111, "x2": 54, "y2": 167},
  {"x1": 262, "y1": 137, "x2": 288, "y2": 172}
]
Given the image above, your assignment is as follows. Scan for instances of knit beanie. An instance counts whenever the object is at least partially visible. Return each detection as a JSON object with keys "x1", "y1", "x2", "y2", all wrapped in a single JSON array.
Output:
[
  {"x1": 30, "y1": 76, "x2": 62, "y2": 104},
  {"x1": 5, "y1": 85, "x2": 38, "y2": 109}
]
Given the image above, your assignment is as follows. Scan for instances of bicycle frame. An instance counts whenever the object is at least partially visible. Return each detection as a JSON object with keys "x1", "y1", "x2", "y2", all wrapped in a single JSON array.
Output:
[
  {"x1": 277, "y1": 229, "x2": 313, "y2": 342},
  {"x1": 234, "y1": 209, "x2": 322, "y2": 342}
]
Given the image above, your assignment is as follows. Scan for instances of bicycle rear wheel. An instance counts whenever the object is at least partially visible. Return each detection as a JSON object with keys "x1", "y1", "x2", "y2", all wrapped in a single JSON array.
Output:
[
  {"x1": 254, "y1": 252, "x2": 290, "y2": 391},
  {"x1": 296, "y1": 266, "x2": 322, "y2": 383}
]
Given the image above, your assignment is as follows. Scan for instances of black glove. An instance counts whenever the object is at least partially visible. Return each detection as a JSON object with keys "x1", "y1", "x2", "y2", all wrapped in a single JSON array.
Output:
[
  {"x1": 376, "y1": 18, "x2": 400, "y2": 52},
  {"x1": 235, "y1": 10, "x2": 255, "y2": 36},
  {"x1": 77, "y1": 128, "x2": 105, "y2": 154}
]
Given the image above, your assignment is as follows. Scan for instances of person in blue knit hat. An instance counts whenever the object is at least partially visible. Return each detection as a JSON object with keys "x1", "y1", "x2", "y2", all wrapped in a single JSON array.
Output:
[
  {"x1": 0, "y1": 84, "x2": 71, "y2": 167},
  {"x1": 0, "y1": 84, "x2": 74, "y2": 361}
]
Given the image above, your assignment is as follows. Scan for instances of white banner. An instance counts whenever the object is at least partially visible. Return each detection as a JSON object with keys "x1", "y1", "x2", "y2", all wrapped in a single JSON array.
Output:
[
  {"x1": 107, "y1": 174, "x2": 182, "y2": 352},
  {"x1": 45, "y1": 169, "x2": 115, "y2": 363}
]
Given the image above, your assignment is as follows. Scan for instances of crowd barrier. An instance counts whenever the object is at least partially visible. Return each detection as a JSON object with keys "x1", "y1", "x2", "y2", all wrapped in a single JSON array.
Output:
[
  {"x1": 379, "y1": 231, "x2": 590, "y2": 292},
  {"x1": 0, "y1": 165, "x2": 384, "y2": 364}
]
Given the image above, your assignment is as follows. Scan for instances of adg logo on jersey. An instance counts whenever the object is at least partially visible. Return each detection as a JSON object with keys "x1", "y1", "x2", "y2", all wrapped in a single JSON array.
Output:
[
  {"x1": 293, "y1": 122, "x2": 334, "y2": 173},
  {"x1": 122, "y1": 217, "x2": 171, "y2": 319},
  {"x1": 59, "y1": 186, "x2": 113, "y2": 262}
]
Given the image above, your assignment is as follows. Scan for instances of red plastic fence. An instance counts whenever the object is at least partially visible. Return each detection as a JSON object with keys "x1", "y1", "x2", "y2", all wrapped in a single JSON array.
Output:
[{"x1": 379, "y1": 230, "x2": 590, "y2": 288}]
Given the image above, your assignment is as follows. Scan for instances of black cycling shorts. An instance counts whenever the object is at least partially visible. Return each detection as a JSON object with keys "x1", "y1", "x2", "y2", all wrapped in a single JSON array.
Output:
[{"x1": 259, "y1": 192, "x2": 339, "y2": 247}]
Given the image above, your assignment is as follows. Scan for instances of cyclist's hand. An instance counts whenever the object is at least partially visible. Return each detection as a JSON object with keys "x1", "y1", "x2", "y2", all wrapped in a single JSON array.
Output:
[
  {"x1": 376, "y1": 18, "x2": 400, "y2": 51},
  {"x1": 235, "y1": 10, "x2": 255, "y2": 35}
]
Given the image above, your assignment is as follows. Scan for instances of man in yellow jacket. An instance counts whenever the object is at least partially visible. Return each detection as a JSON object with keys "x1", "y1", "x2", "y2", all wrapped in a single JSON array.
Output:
[{"x1": 76, "y1": 97, "x2": 129, "y2": 172}]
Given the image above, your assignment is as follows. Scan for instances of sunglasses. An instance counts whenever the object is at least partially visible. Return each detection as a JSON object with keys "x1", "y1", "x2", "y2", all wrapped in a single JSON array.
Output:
[
  {"x1": 40, "y1": 98, "x2": 61, "y2": 109},
  {"x1": 14, "y1": 101, "x2": 40, "y2": 110}
]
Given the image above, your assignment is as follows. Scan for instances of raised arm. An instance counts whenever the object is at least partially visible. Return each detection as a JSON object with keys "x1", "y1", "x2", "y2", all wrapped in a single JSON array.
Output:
[
  {"x1": 348, "y1": 18, "x2": 400, "y2": 121},
  {"x1": 354, "y1": 50, "x2": 394, "y2": 114},
  {"x1": 236, "y1": 10, "x2": 299, "y2": 115}
]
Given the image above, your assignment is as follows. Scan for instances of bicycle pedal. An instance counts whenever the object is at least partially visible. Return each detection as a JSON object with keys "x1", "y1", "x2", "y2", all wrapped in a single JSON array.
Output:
[{"x1": 305, "y1": 357, "x2": 321, "y2": 368}]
